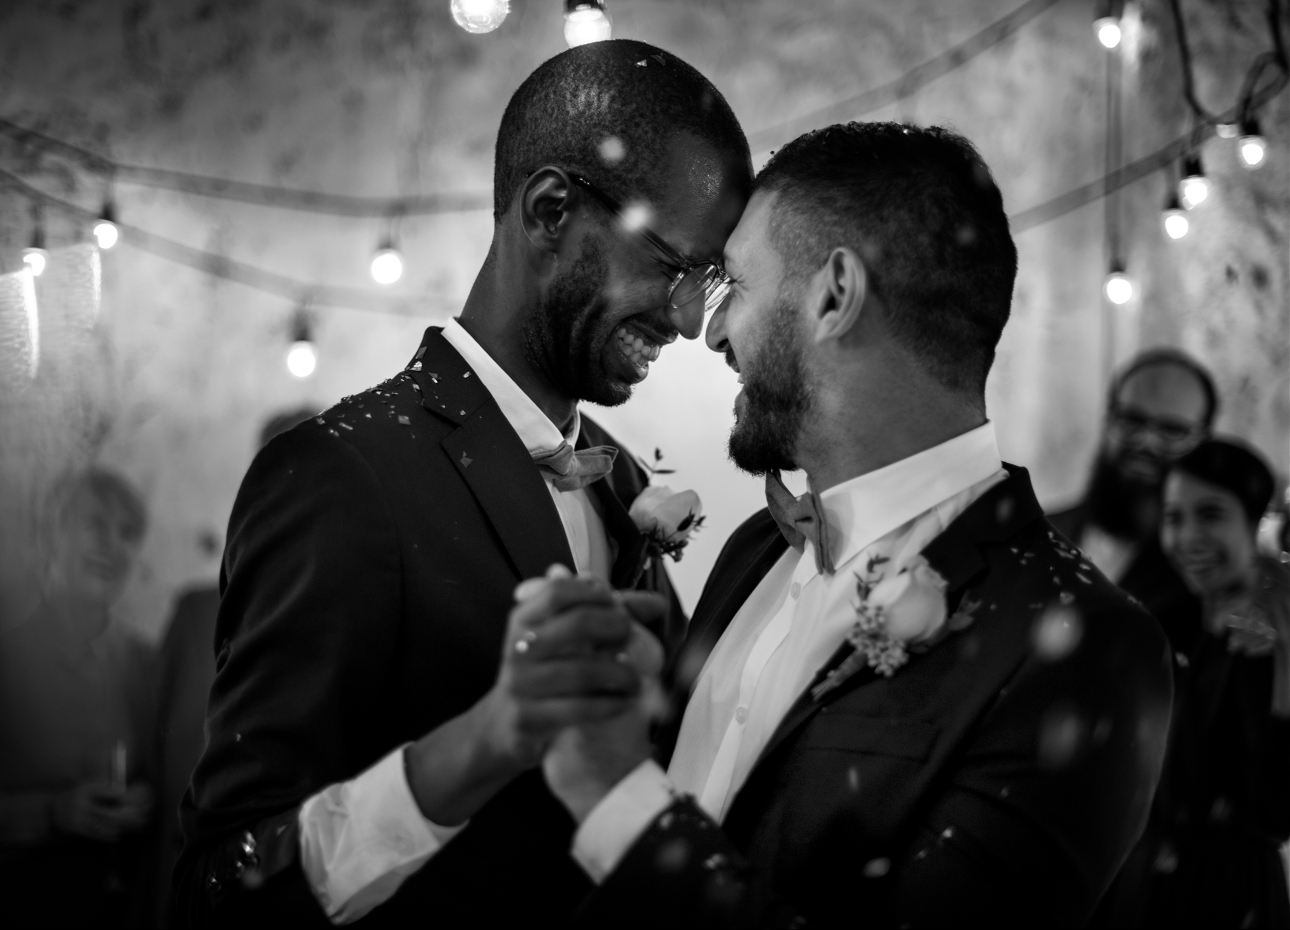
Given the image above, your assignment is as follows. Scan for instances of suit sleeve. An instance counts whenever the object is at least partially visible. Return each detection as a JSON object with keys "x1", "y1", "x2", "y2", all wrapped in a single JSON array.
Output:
[
  {"x1": 173, "y1": 427, "x2": 404, "y2": 928},
  {"x1": 572, "y1": 600, "x2": 1174, "y2": 929}
]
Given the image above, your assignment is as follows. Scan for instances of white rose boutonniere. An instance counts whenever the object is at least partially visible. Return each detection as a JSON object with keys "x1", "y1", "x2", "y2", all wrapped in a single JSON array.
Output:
[
  {"x1": 629, "y1": 485, "x2": 704, "y2": 561},
  {"x1": 811, "y1": 554, "x2": 978, "y2": 701}
]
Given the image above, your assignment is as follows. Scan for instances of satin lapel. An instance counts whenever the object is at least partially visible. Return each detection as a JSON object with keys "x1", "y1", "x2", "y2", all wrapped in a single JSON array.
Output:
[
  {"x1": 408, "y1": 329, "x2": 576, "y2": 581},
  {"x1": 656, "y1": 520, "x2": 788, "y2": 764},
  {"x1": 741, "y1": 466, "x2": 1045, "y2": 774},
  {"x1": 577, "y1": 432, "x2": 649, "y2": 590}
]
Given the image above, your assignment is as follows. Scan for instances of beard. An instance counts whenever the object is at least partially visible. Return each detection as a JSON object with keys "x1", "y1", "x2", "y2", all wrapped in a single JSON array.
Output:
[
  {"x1": 727, "y1": 295, "x2": 813, "y2": 476},
  {"x1": 521, "y1": 238, "x2": 629, "y2": 408},
  {"x1": 1085, "y1": 445, "x2": 1164, "y2": 541}
]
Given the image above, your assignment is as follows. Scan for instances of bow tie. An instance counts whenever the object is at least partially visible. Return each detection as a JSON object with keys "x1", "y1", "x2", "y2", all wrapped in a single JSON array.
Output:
[
  {"x1": 765, "y1": 471, "x2": 835, "y2": 575},
  {"x1": 532, "y1": 441, "x2": 618, "y2": 491}
]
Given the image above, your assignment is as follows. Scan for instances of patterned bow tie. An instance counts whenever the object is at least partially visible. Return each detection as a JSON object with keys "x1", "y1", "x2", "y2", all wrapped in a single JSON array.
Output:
[
  {"x1": 532, "y1": 441, "x2": 618, "y2": 491},
  {"x1": 765, "y1": 471, "x2": 835, "y2": 576}
]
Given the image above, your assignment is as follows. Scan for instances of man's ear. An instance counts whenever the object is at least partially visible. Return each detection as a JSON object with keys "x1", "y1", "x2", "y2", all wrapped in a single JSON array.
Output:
[
  {"x1": 808, "y1": 247, "x2": 868, "y2": 344},
  {"x1": 519, "y1": 167, "x2": 577, "y2": 253}
]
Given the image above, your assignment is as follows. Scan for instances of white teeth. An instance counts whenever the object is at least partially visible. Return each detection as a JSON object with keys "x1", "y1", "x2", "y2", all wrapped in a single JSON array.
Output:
[{"x1": 614, "y1": 325, "x2": 660, "y2": 370}]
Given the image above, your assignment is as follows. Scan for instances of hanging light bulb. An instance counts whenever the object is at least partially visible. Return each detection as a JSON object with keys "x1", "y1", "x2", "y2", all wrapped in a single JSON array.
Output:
[
  {"x1": 450, "y1": 0, "x2": 509, "y2": 34},
  {"x1": 286, "y1": 305, "x2": 317, "y2": 379},
  {"x1": 22, "y1": 225, "x2": 47, "y2": 277},
  {"x1": 370, "y1": 238, "x2": 404, "y2": 285},
  {"x1": 1104, "y1": 263, "x2": 1134, "y2": 305},
  {"x1": 1238, "y1": 116, "x2": 1267, "y2": 169},
  {"x1": 1162, "y1": 192, "x2": 1189, "y2": 240},
  {"x1": 1094, "y1": 16, "x2": 1122, "y2": 48},
  {"x1": 1178, "y1": 154, "x2": 1209, "y2": 210},
  {"x1": 564, "y1": 0, "x2": 612, "y2": 48},
  {"x1": 92, "y1": 202, "x2": 119, "y2": 250}
]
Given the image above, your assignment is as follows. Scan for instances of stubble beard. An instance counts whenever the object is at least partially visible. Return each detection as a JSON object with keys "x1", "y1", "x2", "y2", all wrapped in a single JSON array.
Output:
[
  {"x1": 522, "y1": 238, "x2": 631, "y2": 408},
  {"x1": 727, "y1": 297, "x2": 813, "y2": 477}
]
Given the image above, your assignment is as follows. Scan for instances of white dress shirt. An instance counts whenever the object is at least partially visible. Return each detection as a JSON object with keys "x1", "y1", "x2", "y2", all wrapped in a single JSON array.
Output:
[
  {"x1": 298, "y1": 318, "x2": 612, "y2": 923},
  {"x1": 573, "y1": 423, "x2": 1006, "y2": 883}
]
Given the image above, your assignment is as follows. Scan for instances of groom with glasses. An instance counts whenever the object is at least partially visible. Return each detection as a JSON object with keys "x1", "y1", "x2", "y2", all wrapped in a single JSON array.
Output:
[
  {"x1": 529, "y1": 122, "x2": 1175, "y2": 928},
  {"x1": 175, "y1": 40, "x2": 752, "y2": 927}
]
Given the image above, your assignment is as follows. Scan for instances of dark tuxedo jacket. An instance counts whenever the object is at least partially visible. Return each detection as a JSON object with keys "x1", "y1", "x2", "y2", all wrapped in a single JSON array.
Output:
[
  {"x1": 173, "y1": 327, "x2": 684, "y2": 927},
  {"x1": 1046, "y1": 502, "x2": 1202, "y2": 656},
  {"x1": 578, "y1": 467, "x2": 1174, "y2": 929}
]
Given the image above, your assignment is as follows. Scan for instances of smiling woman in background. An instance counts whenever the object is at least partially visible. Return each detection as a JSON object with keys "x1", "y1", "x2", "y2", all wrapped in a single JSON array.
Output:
[
  {"x1": 1104, "y1": 438, "x2": 1290, "y2": 928},
  {"x1": 0, "y1": 468, "x2": 158, "y2": 927}
]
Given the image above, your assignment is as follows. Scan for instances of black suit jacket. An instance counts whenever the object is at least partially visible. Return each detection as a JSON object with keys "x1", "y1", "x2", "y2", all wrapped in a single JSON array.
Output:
[
  {"x1": 1046, "y1": 503, "x2": 1202, "y2": 655},
  {"x1": 577, "y1": 467, "x2": 1174, "y2": 929},
  {"x1": 174, "y1": 328, "x2": 684, "y2": 927}
]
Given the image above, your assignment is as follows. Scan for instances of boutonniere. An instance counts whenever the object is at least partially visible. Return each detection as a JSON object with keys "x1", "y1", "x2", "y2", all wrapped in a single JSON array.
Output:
[
  {"x1": 811, "y1": 554, "x2": 980, "y2": 701},
  {"x1": 629, "y1": 449, "x2": 705, "y2": 562}
]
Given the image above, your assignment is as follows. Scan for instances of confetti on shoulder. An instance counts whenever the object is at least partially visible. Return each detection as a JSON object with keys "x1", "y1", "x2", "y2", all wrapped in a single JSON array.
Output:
[{"x1": 398, "y1": 415, "x2": 410, "y2": 426}]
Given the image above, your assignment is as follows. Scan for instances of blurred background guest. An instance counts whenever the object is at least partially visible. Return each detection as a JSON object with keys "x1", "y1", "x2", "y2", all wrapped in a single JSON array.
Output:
[
  {"x1": 0, "y1": 467, "x2": 157, "y2": 927},
  {"x1": 1098, "y1": 438, "x2": 1289, "y2": 928},
  {"x1": 148, "y1": 406, "x2": 315, "y2": 927},
  {"x1": 1049, "y1": 349, "x2": 1217, "y2": 653}
]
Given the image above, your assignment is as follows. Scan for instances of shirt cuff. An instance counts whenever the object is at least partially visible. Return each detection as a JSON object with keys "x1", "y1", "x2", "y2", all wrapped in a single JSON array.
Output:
[
  {"x1": 298, "y1": 744, "x2": 467, "y2": 924},
  {"x1": 571, "y1": 759, "x2": 676, "y2": 884}
]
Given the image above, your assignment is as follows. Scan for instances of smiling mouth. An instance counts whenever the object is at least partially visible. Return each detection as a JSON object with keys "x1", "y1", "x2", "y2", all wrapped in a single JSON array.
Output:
[{"x1": 614, "y1": 323, "x2": 670, "y2": 375}]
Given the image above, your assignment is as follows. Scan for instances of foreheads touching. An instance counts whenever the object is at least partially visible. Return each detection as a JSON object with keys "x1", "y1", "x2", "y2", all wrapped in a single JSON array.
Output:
[{"x1": 752, "y1": 122, "x2": 1018, "y2": 401}]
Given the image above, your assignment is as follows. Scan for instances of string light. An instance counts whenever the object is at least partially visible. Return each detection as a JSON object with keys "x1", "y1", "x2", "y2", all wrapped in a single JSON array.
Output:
[
  {"x1": 370, "y1": 238, "x2": 404, "y2": 285},
  {"x1": 92, "y1": 202, "x2": 119, "y2": 249},
  {"x1": 286, "y1": 305, "x2": 317, "y2": 378},
  {"x1": 22, "y1": 223, "x2": 47, "y2": 277},
  {"x1": 1104, "y1": 263, "x2": 1134, "y2": 305},
  {"x1": 1162, "y1": 192, "x2": 1189, "y2": 240},
  {"x1": 450, "y1": 0, "x2": 509, "y2": 34},
  {"x1": 564, "y1": 0, "x2": 612, "y2": 48},
  {"x1": 1238, "y1": 116, "x2": 1267, "y2": 169},
  {"x1": 1093, "y1": 0, "x2": 1122, "y2": 49},
  {"x1": 1177, "y1": 154, "x2": 1209, "y2": 209},
  {"x1": 1095, "y1": 16, "x2": 1122, "y2": 49}
]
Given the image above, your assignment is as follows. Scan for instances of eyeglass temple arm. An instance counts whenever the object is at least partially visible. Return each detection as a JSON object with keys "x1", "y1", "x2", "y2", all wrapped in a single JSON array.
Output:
[{"x1": 570, "y1": 174, "x2": 700, "y2": 270}]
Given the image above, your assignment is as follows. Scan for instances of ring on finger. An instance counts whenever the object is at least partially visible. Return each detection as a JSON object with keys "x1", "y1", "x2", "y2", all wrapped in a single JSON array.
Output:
[{"x1": 513, "y1": 629, "x2": 538, "y2": 654}]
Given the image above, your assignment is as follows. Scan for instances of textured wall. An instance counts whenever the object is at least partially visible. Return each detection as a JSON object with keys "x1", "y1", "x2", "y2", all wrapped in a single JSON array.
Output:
[{"x1": 0, "y1": 0, "x2": 1286, "y2": 640}]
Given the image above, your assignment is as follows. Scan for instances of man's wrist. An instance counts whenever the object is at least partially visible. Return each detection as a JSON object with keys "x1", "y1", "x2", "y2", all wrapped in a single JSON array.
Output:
[{"x1": 404, "y1": 695, "x2": 528, "y2": 826}]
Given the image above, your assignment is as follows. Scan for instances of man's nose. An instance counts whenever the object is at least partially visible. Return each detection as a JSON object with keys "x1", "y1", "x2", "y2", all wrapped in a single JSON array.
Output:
[
  {"x1": 665, "y1": 299, "x2": 704, "y2": 341},
  {"x1": 704, "y1": 302, "x2": 728, "y2": 353}
]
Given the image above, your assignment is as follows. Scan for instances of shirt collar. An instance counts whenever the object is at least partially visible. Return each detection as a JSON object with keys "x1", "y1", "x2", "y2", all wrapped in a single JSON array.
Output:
[
  {"x1": 816, "y1": 422, "x2": 1003, "y2": 572},
  {"x1": 440, "y1": 318, "x2": 579, "y2": 455}
]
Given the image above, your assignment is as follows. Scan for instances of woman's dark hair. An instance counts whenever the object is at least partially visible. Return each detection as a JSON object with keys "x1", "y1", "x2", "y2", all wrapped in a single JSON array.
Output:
[{"x1": 1172, "y1": 438, "x2": 1274, "y2": 526}]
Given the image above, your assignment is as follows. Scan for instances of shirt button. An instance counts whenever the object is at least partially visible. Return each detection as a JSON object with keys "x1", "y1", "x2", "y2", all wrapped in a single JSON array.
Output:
[
  {"x1": 790, "y1": 582, "x2": 801, "y2": 599},
  {"x1": 735, "y1": 706, "x2": 747, "y2": 724}
]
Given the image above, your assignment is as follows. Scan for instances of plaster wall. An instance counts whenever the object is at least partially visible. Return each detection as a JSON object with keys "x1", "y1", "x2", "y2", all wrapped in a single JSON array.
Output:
[{"x1": 0, "y1": 0, "x2": 1286, "y2": 640}]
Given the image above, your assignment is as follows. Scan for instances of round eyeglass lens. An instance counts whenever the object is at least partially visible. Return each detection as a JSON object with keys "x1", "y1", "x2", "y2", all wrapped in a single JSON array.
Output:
[{"x1": 671, "y1": 265, "x2": 722, "y2": 310}]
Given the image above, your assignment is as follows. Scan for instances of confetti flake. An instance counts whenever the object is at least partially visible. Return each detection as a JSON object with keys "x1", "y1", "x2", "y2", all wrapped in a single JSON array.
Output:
[
  {"x1": 340, "y1": 422, "x2": 353, "y2": 431},
  {"x1": 463, "y1": 371, "x2": 471, "y2": 378},
  {"x1": 460, "y1": 452, "x2": 473, "y2": 467},
  {"x1": 415, "y1": 347, "x2": 426, "y2": 360},
  {"x1": 315, "y1": 417, "x2": 325, "y2": 425},
  {"x1": 397, "y1": 415, "x2": 411, "y2": 426}
]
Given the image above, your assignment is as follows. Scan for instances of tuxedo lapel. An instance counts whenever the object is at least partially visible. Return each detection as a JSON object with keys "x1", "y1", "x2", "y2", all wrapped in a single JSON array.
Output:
[
  {"x1": 737, "y1": 466, "x2": 1046, "y2": 780},
  {"x1": 409, "y1": 329, "x2": 575, "y2": 581},
  {"x1": 579, "y1": 443, "x2": 650, "y2": 590}
]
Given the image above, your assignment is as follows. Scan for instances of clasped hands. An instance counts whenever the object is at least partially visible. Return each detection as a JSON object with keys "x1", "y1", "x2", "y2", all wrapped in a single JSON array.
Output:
[{"x1": 502, "y1": 565, "x2": 666, "y2": 823}]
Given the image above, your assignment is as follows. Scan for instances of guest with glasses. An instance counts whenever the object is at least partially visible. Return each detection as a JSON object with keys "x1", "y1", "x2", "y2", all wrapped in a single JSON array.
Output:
[{"x1": 1049, "y1": 349, "x2": 1218, "y2": 654}]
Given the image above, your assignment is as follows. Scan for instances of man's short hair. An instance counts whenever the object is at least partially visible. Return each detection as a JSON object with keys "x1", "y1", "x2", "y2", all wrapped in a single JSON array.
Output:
[
  {"x1": 1108, "y1": 348, "x2": 1218, "y2": 428},
  {"x1": 755, "y1": 122, "x2": 1017, "y2": 397},
  {"x1": 493, "y1": 40, "x2": 751, "y2": 221}
]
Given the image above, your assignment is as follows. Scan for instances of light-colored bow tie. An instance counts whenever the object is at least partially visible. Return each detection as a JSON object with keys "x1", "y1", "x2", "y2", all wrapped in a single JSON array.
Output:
[
  {"x1": 532, "y1": 441, "x2": 618, "y2": 491},
  {"x1": 765, "y1": 471, "x2": 835, "y2": 576}
]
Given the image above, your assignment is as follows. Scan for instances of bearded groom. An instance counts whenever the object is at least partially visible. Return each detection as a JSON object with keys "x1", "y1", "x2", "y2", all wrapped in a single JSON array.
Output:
[{"x1": 536, "y1": 123, "x2": 1175, "y2": 928}]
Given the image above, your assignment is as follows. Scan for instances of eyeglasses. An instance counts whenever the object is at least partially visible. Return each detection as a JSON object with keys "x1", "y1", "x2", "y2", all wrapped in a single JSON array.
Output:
[
  {"x1": 569, "y1": 173, "x2": 733, "y2": 315},
  {"x1": 1109, "y1": 405, "x2": 1206, "y2": 453}
]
